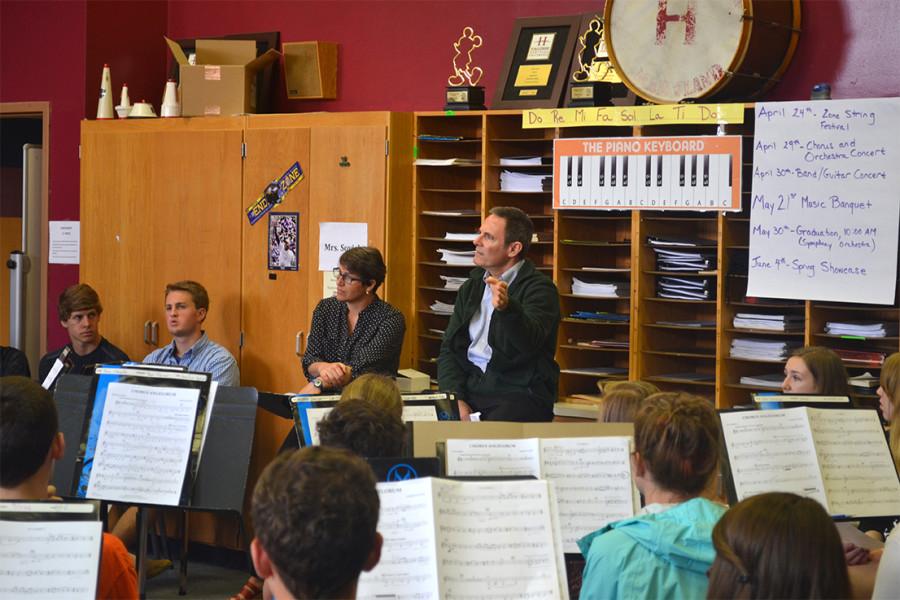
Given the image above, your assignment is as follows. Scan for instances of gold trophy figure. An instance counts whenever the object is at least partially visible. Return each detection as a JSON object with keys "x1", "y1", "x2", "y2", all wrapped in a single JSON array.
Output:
[
  {"x1": 445, "y1": 26, "x2": 486, "y2": 110},
  {"x1": 569, "y1": 16, "x2": 624, "y2": 106}
]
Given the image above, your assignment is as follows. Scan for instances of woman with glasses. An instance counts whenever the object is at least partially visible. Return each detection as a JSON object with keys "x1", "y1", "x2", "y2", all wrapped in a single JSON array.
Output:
[{"x1": 300, "y1": 246, "x2": 405, "y2": 393}]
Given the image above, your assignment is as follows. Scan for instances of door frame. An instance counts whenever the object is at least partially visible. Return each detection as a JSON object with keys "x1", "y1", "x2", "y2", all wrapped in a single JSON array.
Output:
[{"x1": 1, "y1": 101, "x2": 50, "y2": 355}]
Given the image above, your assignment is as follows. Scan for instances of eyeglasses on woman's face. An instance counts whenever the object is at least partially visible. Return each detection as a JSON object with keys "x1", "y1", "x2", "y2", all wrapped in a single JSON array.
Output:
[{"x1": 333, "y1": 267, "x2": 364, "y2": 285}]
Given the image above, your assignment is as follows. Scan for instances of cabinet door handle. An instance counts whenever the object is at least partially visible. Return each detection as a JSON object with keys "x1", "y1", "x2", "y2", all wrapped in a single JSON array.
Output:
[
  {"x1": 150, "y1": 321, "x2": 159, "y2": 346},
  {"x1": 295, "y1": 331, "x2": 305, "y2": 357},
  {"x1": 143, "y1": 320, "x2": 151, "y2": 345}
]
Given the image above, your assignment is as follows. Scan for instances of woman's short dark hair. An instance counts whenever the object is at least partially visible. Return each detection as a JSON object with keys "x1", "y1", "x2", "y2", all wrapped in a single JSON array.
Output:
[
  {"x1": 251, "y1": 446, "x2": 379, "y2": 599},
  {"x1": 634, "y1": 392, "x2": 719, "y2": 496},
  {"x1": 489, "y1": 206, "x2": 534, "y2": 258},
  {"x1": 340, "y1": 247, "x2": 387, "y2": 293},
  {"x1": 790, "y1": 346, "x2": 850, "y2": 396},
  {"x1": 707, "y1": 492, "x2": 850, "y2": 599}
]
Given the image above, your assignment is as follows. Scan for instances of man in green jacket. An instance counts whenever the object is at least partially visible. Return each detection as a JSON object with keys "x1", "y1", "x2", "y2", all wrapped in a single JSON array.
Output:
[{"x1": 438, "y1": 206, "x2": 560, "y2": 421}]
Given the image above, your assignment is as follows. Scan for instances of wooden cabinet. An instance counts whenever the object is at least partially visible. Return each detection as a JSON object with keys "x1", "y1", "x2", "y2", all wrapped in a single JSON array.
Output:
[
  {"x1": 81, "y1": 112, "x2": 413, "y2": 392},
  {"x1": 80, "y1": 118, "x2": 245, "y2": 364},
  {"x1": 412, "y1": 109, "x2": 900, "y2": 409}
]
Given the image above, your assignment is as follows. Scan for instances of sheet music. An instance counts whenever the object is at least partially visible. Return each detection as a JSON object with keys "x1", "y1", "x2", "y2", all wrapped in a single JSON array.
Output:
[
  {"x1": 0, "y1": 520, "x2": 102, "y2": 599},
  {"x1": 445, "y1": 438, "x2": 541, "y2": 477},
  {"x1": 86, "y1": 381, "x2": 200, "y2": 505},
  {"x1": 402, "y1": 405, "x2": 439, "y2": 421},
  {"x1": 433, "y1": 478, "x2": 565, "y2": 600},
  {"x1": 539, "y1": 437, "x2": 636, "y2": 553},
  {"x1": 720, "y1": 409, "x2": 827, "y2": 509},
  {"x1": 808, "y1": 408, "x2": 900, "y2": 517},
  {"x1": 357, "y1": 478, "x2": 440, "y2": 599}
]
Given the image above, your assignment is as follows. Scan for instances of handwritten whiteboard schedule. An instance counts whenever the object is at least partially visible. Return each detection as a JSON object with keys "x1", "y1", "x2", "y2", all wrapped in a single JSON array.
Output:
[{"x1": 747, "y1": 98, "x2": 900, "y2": 304}]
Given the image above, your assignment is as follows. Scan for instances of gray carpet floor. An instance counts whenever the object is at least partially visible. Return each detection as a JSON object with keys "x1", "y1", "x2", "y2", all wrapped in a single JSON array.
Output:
[{"x1": 144, "y1": 560, "x2": 251, "y2": 599}]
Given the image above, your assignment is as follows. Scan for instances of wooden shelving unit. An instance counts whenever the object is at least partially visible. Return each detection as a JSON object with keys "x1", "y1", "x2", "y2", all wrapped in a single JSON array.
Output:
[{"x1": 412, "y1": 108, "x2": 900, "y2": 407}]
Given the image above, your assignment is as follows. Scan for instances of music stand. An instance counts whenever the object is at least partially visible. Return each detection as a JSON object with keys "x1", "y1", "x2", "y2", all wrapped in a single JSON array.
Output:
[{"x1": 52, "y1": 375, "x2": 258, "y2": 598}]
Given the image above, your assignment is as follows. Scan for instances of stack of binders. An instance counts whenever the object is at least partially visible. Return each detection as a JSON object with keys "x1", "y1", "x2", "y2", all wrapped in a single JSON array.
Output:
[{"x1": 657, "y1": 276, "x2": 713, "y2": 300}]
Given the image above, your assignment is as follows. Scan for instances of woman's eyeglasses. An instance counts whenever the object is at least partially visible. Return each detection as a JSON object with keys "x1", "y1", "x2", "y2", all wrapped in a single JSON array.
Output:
[{"x1": 333, "y1": 268, "x2": 364, "y2": 285}]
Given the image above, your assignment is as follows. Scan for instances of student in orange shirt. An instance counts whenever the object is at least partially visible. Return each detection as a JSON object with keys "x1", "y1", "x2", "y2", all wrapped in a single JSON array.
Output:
[{"x1": 0, "y1": 376, "x2": 138, "y2": 600}]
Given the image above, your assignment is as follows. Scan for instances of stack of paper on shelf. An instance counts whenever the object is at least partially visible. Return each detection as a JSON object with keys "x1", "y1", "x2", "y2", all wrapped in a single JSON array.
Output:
[
  {"x1": 575, "y1": 339, "x2": 630, "y2": 349},
  {"x1": 437, "y1": 248, "x2": 475, "y2": 265},
  {"x1": 652, "y1": 247, "x2": 714, "y2": 272},
  {"x1": 569, "y1": 311, "x2": 630, "y2": 323},
  {"x1": 656, "y1": 319, "x2": 716, "y2": 327},
  {"x1": 849, "y1": 372, "x2": 880, "y2": 389},
  {"x1": 572, "y1": 277, "x2": 630, "y2": 298},
  {"x1": 499, "y1": 156, "x2": 551, "y2": 166},
  {"x1": 738, "y1": 372, "x2": 785, "y2": 388},
  {"x1": 657, "y1": 276, "x2": 713, "y2": 300},
  {"x1": 825, "y1": 321, "x2": 899, "y2": 338},
  {"x1": 734, "y1": 313, "x2": 804, "y2": 331},
  {"x1": 429, "y1": 300, "x2": 455, "y2": 315},
  {"x1": 833, "y1": 348, "x2": 887, "y2": 366},
  {"x1": 439, "y1": 275, "x2": 466, "y2": 290},
  {"x1": 421, "y1": 209, "x2": 480, "y2": 217},
  {"x1": 414, "y1": 157, "x2": 481, "y2": 166},
  {"x1": 730, "y1": 338, "x2": 800, "y2": 361},
  {"x1": 560, "y1": 366, "x2": 628, "y2": 376},
  {"x1": 499, "y1": 170, "x2": 552, "y2": 192},
  {"x1": 443, "y1": 232, "x2": 477, "y2": 241}
]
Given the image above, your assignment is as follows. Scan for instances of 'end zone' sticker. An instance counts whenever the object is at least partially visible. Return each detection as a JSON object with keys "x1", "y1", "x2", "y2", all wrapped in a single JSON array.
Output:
[{"x1": 246, "y1": 161, "x2": 304, "y2": 225}]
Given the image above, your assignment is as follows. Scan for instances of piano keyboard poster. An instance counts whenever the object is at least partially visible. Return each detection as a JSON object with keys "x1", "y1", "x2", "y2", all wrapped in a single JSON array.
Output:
[
  {"x1": 553, "y1": 136, "x2": 742, "y2": 210},
  {"x1": 747, "y1": 98, "x2": 900, "y2": 305}
]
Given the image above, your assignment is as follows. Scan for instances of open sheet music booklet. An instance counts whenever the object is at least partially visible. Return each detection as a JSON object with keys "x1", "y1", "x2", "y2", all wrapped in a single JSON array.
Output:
[
  {"x1": 444, "y1": 437, "x2": 638, "y2": 553},
  {"x1": 74, "y1": 365, "x2": 212, "y2": 506},
  {"x1": 719, "y1": 407, "x2": 900, "y2": 518},
  {"x1": 0, "y1": 501, "x2": 103, "y2": 599},
  {"x1": 356, "y1": 477, "x2": 569, "y2": 600}
]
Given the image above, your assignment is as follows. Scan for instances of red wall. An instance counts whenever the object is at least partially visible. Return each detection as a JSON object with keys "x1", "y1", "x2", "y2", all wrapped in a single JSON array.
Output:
[{"x1": 2, "y1": 0, "x2": 899, "y2": 349}]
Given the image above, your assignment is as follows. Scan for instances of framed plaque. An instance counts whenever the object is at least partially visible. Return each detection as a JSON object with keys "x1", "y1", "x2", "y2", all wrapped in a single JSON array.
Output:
[{"x1": 492, "y1": 15, "x2": 581, "y2": 109}]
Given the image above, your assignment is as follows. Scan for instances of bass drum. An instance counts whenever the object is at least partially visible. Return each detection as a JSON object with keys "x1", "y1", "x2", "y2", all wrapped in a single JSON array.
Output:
[{"x1": 604, "y1": 0, "x2": 801, "y2": 104}]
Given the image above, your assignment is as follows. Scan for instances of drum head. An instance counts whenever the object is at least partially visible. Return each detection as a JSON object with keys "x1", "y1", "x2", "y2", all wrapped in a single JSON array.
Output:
[{"x1": 606, "y1": 0, "x2": 747, "y2": 104}]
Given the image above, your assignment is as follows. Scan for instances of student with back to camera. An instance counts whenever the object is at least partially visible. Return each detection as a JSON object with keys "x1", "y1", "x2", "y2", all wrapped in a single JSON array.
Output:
[
  {"x1": 578, "y1": 392, "x2": 726, "y2": 599},
  {"x1": 707, "y1": 492, "x2": 850, "y2": 599}
]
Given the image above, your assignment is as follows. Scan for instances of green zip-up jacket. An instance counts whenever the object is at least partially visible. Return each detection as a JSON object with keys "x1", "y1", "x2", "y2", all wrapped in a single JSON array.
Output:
[{"x1": 437, "y1": 259, "x2": 560, "y2": 410}]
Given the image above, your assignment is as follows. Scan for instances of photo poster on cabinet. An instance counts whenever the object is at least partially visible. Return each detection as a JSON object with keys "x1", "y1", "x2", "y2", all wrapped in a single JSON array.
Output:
[
  {"x1": 267, "y1": 212, "x2": 299, "y2": 271},
  {"x1": 73, "y1": 366, "x2": 212, "y2": 507},
  {"x1": 747, "y1": 97, "x2": 900, "y2": 304}
]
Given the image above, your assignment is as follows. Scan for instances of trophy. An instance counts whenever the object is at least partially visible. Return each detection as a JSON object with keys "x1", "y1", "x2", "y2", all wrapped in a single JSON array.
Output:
[
  {"x1": 569, "y1": 17, "x2": 624, "y2": 107},
  {"x1": 445, "y1": 26, "x2": 486, "y2": 111}
]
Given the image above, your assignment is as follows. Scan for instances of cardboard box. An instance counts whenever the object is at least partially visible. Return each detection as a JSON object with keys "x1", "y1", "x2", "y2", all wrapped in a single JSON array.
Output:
[
  {"x1": 283, "y1": 41, "x2": 338, "y2": 99},
  {"x1": 396, "y1": 368, "x2": 430, "y2": 393},
  {"x1": 165, "y1": 37, "x2": 280, "y2": 116}
]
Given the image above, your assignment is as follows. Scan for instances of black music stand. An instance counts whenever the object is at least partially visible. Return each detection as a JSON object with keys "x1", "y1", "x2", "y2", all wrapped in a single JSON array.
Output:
[{"x1": 52, "y1": 375, "x2": 258, "y2": 598}]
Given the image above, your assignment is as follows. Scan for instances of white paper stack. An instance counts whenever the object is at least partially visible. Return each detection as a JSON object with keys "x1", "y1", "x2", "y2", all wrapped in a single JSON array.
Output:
[
  {"x1": 652, "y1": 248, "x2": 714, "y2": 271},
  {"x1": 572, "y1": 277, "x2": 629, "y2": 298},
  {"x1": 439, "y1": 275, "x2": 467, "y2": 290},
  {"x1": 739, "y1": 372, "x2": 784, "y2": 389},
  {"x1": 430, "y1": 300, "x2": 455, "y2": 314},
  {"x1": 499, "y1": 170, "x2": 551, "y2": 192},
  {"x1": 443, "y1": 232, "x2": 478, "y2": 241},
  {"x1": 825, "y1": 321, "x2": 899, "y2": 338},
  {"x1": 730, "y1": 338, "x2": 800, "y2": 361},
  {"x1": 734, "y1": 313, "x2": 804, "y2": 331},
  {"x1": 848, "y1": 372, "x2": 880, "y2": 389},
  {"x1": 414, "y1": 158, "x2": 482, "y2": 166},
  {"x1": 499, "y1": 156, "x2": 547, "y2": 166},
  {"x1": 437, "y1": 248, "x2": 476, "y2": 265},
  {"x1": 657, "y1": 276, "x2": 712, "y2": 300}
]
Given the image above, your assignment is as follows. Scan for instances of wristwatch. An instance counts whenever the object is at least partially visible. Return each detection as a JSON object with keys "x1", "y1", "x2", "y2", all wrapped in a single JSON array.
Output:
[{"x1": 312, "y1": 377, "x2": 323, "y2": 389}]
